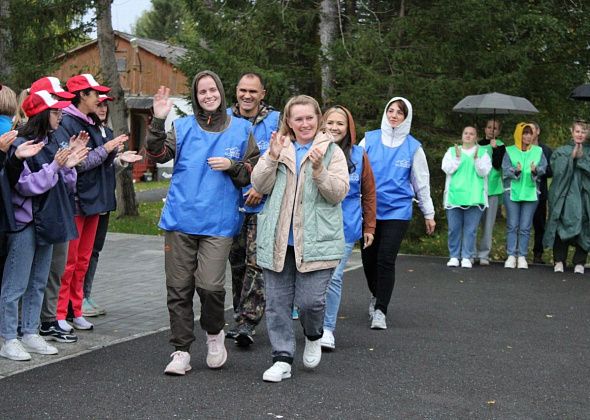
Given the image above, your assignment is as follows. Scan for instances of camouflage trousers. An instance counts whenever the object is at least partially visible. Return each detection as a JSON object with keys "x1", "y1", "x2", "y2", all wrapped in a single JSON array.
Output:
[{"x1": 228, "y1": 213, "x2": 265, "y2": 325}]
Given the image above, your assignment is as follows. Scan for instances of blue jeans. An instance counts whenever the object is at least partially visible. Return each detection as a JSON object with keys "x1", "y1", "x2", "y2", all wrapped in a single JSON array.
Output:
[
  {"x1": 324, "y1": 242, "x2": 355, "y2": 332},
  {"x1": 504, "y1": 191, "x2": 538, "y2": 257},
  {"x1": 263, "y1": 247, "x2": 333, "y2": 364},
  {"x1": 446, "y1": 207, "x2": 483, "y2": 259},
  {"x1": 0, "y1": 224, "x2": 53, "y2": 340}
]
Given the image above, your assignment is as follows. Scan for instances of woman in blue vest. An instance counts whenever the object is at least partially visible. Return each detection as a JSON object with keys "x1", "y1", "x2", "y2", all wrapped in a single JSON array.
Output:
[
  {"x1": 0, "y1": 90, "x2": 87, "y2": 361},
  {"x1": 53, "y1": 74, "x2": 127, "y2": 333},
  {"x1": 502, "y1": 123, "x2": 547, "y2": 269},
  {"x1": 360, "y1": 97, "x2": 436, "y2": 330},
  {"x1": 442, "y1": 125, "x2": 491, "y2": 268},
  {"x1": 146, "y1": 71, "x2": 260, "y2": 376},
  {"x1": 252, "y1": 95, "x2": 349, "y2": 382},
  {"x1": 319, "y1": 105, "x2": 376, "y2": 351}
]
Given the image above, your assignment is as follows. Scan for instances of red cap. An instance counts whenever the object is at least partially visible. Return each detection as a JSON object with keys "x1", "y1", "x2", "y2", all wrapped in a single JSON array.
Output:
[
  {"x1": 98, "y1": 94, "x2": 113, "y2": 102},
  {"x1": 66, "y1": 74, "x2": 110, "y2": 93},
  {"x1": 30, "y1": 76, "x2": 75, "y2": 99},
  {"x1": 22, "y1": 90, "x2": 71, "y2": 118}
]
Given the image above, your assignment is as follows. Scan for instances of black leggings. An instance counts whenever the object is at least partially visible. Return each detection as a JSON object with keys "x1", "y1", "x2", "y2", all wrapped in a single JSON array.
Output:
[{"x1": 361, "y1": 219, "x2": 409, "y2": 315}]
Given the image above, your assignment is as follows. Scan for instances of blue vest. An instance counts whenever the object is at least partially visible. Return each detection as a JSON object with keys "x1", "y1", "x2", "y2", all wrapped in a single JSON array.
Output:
[
  {"x1": 342, "y1": 145, "x2": 364, "y2": 242},
  {"x1": 159, "y1": 115, "x2": 252, "y2": 237},
  {"x1": 365, "y1": 129, "x2": 421, "y2": 220},
  {"x1": 54, "y1": 114, "x2": 116, "y2": 215},
  {"x1": 226, "y1": 108, "x2": 280, "y2": 214},
  {"x1": 13, "y1": 136, "x2": 78, "y2": 245}
]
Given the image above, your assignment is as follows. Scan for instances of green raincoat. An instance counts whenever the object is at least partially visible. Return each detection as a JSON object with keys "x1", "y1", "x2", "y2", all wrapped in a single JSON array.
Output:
[{"x1": 543, "y1": 142, "x2": 590, "y2": 251}]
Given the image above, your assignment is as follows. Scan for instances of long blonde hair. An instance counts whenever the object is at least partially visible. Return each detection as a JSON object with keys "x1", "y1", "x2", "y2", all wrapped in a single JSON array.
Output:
[{"x1": 278, "y1": 95, "x2": 322, "y2": 139}]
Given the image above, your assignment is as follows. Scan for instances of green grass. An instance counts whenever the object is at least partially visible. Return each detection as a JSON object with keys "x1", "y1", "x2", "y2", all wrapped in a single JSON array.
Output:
[
  {"x1": 108, "y1": 202, "x2": 164, "y2": 236},
  {"x1": 133, "y1": 180, "x2": 170, "y2": 193},
  {"x1": 108, "y1": 200, "x2": 524, "y2": 262}
]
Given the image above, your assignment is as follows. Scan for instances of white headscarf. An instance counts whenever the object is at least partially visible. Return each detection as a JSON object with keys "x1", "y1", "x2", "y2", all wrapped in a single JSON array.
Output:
[{"x1": 380, "y1": 96, "x2": 413, "y2": 147}]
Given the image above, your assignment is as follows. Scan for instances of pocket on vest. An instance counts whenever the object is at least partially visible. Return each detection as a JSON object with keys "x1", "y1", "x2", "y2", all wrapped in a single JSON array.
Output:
[{"x1": 315, "y1": 207, "x2": 341, "y2": 242}]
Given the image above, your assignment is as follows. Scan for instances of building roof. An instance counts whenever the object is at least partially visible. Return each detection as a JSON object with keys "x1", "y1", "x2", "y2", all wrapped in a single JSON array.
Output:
[
  {"x1": 56, "y1": 31, "x2": 187, "y2": 66},
  {"x1": 116, "y1": 32, "x2": 187, "y2": 66}
]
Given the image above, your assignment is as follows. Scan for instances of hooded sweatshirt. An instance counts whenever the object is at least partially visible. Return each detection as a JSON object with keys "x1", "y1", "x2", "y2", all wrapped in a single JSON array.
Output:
[
  {"x1": 359, "y1": 97, "x2": 434, "y2": 219},
  {"x1": 325, "y1": 106, "x2": 376, "y2": 239},
  {"x1": 146, "y1": 70, "x2": 259, "y2": 188}
]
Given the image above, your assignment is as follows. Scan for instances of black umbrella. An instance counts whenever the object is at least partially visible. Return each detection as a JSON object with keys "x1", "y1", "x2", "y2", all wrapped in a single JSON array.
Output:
[
  {"x1": 452, "y1": 92, "x2": 539, "y2": 115},
  {"x1": 569, "y1": 84, "x2": 590, "y2": 101}
]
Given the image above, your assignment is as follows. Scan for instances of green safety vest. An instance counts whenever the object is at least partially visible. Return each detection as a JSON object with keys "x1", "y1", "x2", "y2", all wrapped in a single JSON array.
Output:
[
  {"x1": 479, "y1": 139, "x2": 504, "y2": 196},
  {"x1": 447, "y1": 146, "x2": 487, "y2": 207},
  {"x1": 505, "y1": 145, "x2": 543, "y2": 202}
]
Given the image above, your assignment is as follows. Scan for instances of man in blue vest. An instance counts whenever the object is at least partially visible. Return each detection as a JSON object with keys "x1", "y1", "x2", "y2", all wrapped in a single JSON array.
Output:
[{"x1": 226, "y1": 72, "x2": 280, "y2": 347}]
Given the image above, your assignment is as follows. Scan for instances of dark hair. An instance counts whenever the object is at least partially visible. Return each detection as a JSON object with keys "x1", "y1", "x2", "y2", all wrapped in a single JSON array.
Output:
[
  {"x1": 323, "y1": 106, "x2": 356, "y2": 173},
  {"x1": 17, "y1": 109, "x2": 51, "y2": 140},
  {"x1": 70, "y1": 88, "x2": 101, "y2": 124},
  {"x1": 388, "y1": 100, "x2": 408, "y2": 118},
  {"x1": 238, "y1": 72, "x2": 265, "y2": 89},
  {"x1": 523, "y1": 126, "x2": 534, "y2": 135},
  {"x1": 486, "y1": 118, "x2": 502, "y2": 129},
  {"x1": 97, "y1": 101, "x2": 110, "y2": 126}
]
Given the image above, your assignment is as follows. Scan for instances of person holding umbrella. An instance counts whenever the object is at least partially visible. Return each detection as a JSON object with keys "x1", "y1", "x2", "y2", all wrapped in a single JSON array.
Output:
[
  {"x1": 502, "y1": 123, "x2": 547, "y2": 269},
  {"x1": 543, "y1": 120, "x2": 590, "y2": 274}
]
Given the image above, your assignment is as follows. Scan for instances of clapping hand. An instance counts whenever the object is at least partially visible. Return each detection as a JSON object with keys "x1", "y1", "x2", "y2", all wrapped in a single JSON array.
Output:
[
  {"x1": 69, "y1": 131, "x2": 90, "y2": 152},
  {"x1": 572, "y1": 142, "x2": 583, "y2": 159},
  {"x1": 118, "y1": 150, "x2": 143, "y2": 163},
  {"x1": 473, "y1": 145, "x2": 479, "y2": 159},
  {"x1": 65, "y1": 147, "x2": 89, "y2": 168},
  {"x1": 516, "y1": 162, "x2": 522, "y2": 172},
  {"x1": 309, "y1": 147, "x2": 325, "y2": 172},
  {"x1": 0, "y1": 130, "x2": 17, "y2": 153},
  {"x1": 268, "y1": 131, "x2": 290, "y2": 160},
  {"x1": 104, "y1": 134, "x2": 128, "y2": 153},
  {"x1": 530, "y1": 161, "x2": 537, "y2": 174},
  {"x1": 454, "y1": 144, "x2": 461, "y2": 158},
  {"x1": 15, "y1": 140, "x2": 44, "y2": 159}
]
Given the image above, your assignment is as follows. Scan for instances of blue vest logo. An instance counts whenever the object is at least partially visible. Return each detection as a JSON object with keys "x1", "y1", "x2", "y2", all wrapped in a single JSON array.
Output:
[{"x1": 225, "y1": 146, "x2": 242, "y2": 159}]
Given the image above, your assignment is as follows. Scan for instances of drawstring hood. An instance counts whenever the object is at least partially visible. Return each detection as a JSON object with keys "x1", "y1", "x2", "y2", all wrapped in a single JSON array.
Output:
[
  {"x1": 191, "y1": 70, "x2": 227, "y2": 131},
  {"x1": 380, "y1": 97, "x2": 412, "y2": 147}
]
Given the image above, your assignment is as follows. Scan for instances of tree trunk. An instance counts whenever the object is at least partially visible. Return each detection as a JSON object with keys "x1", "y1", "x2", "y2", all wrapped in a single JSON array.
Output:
[
  {"x1": 319, "y1": 0, "x2": 337, "y2": 106},
  {"x1": 0, "y1": 0, "x2": 11, "y2": 80},
  {"x1": 96, "y1": 0, "x2": 138, "y2": 217}
]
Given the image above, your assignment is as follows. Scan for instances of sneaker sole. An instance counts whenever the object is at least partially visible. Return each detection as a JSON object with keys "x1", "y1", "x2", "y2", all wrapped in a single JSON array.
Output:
[
  {"x1": 42, "y1": 335, "x2": 78, "y2": 343},
  {"x1": 320, "y1": 341, "x2": 335, "y2": 351},
  {"x1": 73, "y1": 324, "x2": 94, "y2": 330},
  {"x1": 263, "y1": 371, "x2": 291, "y2": 382},
  {"x1": 22, "y1": 346, "x2": 58, "y2": 355},
  {"x1": 370, "y1": 324, "x2": 387, "y2": 330},
  {"x1": 164, "y1": 365, "x2": 192, "y2": 376},
  {"x1": 0, "y1": 349, "x2": 32, "y2": 361}
]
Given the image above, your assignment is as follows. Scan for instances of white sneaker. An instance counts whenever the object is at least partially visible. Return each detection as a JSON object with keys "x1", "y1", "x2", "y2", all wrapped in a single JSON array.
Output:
[
  {"x1": 303, "y1": 337, "x2": 322, "y2": 368},
  {"x1": 368, "y1": 296, "x2": 376, "y2": 319},
  {"x1": 263, "y1": 361, "x2": 292, "y2": 382},
  {"x1": 21, "y1": 334, "x2": 58, "y2": 355},
  {"x1": 206, "y1": 330, "x2": 227, "y2": 369},
  {"x1": 0, "y1": 338, "x2": 32, "y2": 361},
  {"x1": 460, "y1": 258, "x2": 472, "y2": 268},
  {"x1": 57, "y1": 319, "x2": 74, "y2": 333},
  {"x1": 504, "y1": 256, "x2": 516, "y2": 269},
  {"x1": 371, "y1": 309, "x2": 387, "y2": 330},
  {"x1": 517, "y1": 256, "x2": 528, "y2": 269},
  {"x1": 164, "y1": 351, "x2": 191, "y2": 375},
  {"x1": 574, "y1": 264, "x2": 585, "y2": 274},
  {"x1": 73, "y1": 316, "x2": 94, "y2": 330},
  {"x1": 320, "y1": 330, "x2": 335, "y2": 350},
  {"x1": 554, "y1": 261, "x2": 564, "y2": 273},
  {"x1": 447, "y1": 258, "x2": 460, "y2": 267},
  {"x1": 479, "y1": 258, "x2": 490, "y2": 266}
]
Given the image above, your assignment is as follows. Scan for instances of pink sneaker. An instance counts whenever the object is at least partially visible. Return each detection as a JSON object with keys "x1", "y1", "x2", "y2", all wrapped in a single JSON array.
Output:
[
  {"x1": 164, "y1": 351, "x2": 191, "y2": 375},
  {"x1": 206, "y1": 330, "x2": 227, "y2": 369}
]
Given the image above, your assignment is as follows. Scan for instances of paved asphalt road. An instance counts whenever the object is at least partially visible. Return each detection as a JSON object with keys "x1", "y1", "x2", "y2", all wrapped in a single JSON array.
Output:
[{"x1": 0, "y1": 256, "x2": 589, "y2": 419}]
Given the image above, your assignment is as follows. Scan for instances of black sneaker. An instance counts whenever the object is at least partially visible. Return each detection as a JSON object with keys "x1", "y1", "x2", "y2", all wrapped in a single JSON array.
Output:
[
  {"x1": 225, "y1": 326, "x2": 239, "y2": 340},
  {"x1": 235, "y1": 323, "x2": 255, "y2": 347},
  {"x1": 39, "y1": 321, "x2": 78, "y2": 343}
]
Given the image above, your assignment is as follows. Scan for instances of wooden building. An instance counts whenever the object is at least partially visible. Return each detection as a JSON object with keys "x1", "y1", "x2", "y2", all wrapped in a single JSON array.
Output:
[{"x1": 54, "y1": 32, "x2": 190, "y2": 180}]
